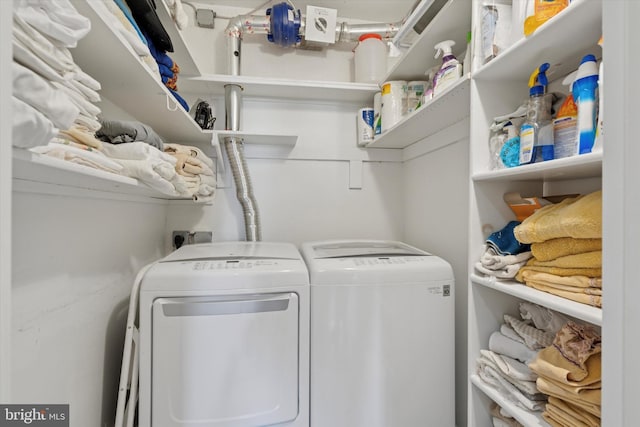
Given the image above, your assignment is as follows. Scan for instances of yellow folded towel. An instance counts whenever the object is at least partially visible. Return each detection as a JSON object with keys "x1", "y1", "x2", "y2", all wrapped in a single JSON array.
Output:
[
  {"x1": 519, "y1": 271, "x2": 602, "y2": 289},
  {"x1": 516, "y1": 265, "x2": 601, "y2": 281},
  {"x1": 529, "y1": 251, "x2": 601, "y2": 269},
  {"x1": 537, "y1": 376, "x2": 601, "y2": 417},
  {"x1": 514, "y1": 190, "x2": 602, "y2": 244},
  {"x1": 529, "y1": 347, "x2": 601, "y2": 386},
  {"x1": 531, "y1": 237, "x2": 602, "y2": 262},
  {"x1": 539, "y1": 375, "x2": 601, "y2": 404},
  {"x1": 544, "y1": 397, "x2": 600, "y2": 427},
  {"x1": 526, "y1": 282, "x2": 602, "y2": 307}
]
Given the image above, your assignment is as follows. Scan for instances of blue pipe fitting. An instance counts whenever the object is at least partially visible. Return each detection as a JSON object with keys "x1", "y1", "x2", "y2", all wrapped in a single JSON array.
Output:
[{"x1": 266, "y1": 2, "x2": 301, "y2": 47}]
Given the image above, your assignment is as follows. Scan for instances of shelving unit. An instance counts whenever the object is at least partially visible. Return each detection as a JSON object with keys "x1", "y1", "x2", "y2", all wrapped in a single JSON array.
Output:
[
  {"x1": 155, "y1": 0, "x2": 201, "y2": 77},
  {"x1": 467, "y1": 0, "x2": 604, "y2": 426}
]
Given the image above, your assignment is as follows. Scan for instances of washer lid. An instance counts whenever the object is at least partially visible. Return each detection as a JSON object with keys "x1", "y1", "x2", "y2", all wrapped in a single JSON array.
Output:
[
  {"x1": 303, "y1": 240, "x2": 429, "y2": 259},
  {"x1": 161, "y1": 241, "x2": 302, "y2": 263}
]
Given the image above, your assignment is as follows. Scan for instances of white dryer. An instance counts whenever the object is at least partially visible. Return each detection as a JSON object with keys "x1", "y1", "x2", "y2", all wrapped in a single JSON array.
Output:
[
  {"x1": 138, "y1": 242, "x2": 309, "y2": 427},
  {"x1": 301, "y1": 240, "x2": 455, "y2": 427}
]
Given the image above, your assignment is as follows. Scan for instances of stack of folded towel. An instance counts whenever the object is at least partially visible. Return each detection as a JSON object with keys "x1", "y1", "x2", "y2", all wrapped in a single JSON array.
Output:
[
  {"x1": 475, "y1": 221, "x2": 532, "y2": 279},
  {"x1": 529, "y1": 321, "x2": 602, "y2": 426},
  {"x1": 476, "y1": 302, "x2": 569, "y2": 415},
  {"x1": 12, "y1": 0, "x2": 103, "y2": 150},
  {"x1": 164, "y1": 143, "x2": 216, "y2": 202},
  {"x1": 514, "y1": 191, "x2": 603, "y2": 307},
  {"x1": 490, "y1": 402, "x2": 523, "y2": 427}
]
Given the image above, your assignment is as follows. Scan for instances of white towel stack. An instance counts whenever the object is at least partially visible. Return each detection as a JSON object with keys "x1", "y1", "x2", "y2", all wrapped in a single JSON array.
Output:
[
  {"x1": 163, "y1": 143, "x2": 217, "y2": 202},
  {"x1": 13, "y1": 0, "x2": 104, "y2": 152}
]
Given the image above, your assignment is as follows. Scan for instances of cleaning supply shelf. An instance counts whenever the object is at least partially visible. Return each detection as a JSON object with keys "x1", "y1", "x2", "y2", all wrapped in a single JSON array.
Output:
[
  {"x1": 472, "y1": 152, "x2": 602, "y2": 182},
  {"x1": 368, "y1": 75, "x2": 470, "y2": 149}
]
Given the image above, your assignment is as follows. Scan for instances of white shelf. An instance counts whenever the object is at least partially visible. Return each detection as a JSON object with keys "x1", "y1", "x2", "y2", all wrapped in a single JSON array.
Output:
[
  {"x1": 385, "y1": 0, "x2": 471, "y2": 81},
  {"x1": 179, "y1": 74, "x2": 379, "y2": 104},
  {"x1": 471, "y1": 274, "x2": 602, "y2": 326},
  {"x1": 70, "y1": 1, "x2": 208, "y2": 145},
  {"x1": 12, "y1": 148, "x2": 188, "y2": 200},
  {"x1": 472, "y1": 152, "x2": 602, "y2": 182},
  {"x1": 368, "y1": 75, "x2": 470, "y2": 149},
  {"x1": 155, "y1": 0, "x2": 201, "y2": 77},
  {"x1": 470, "y1": 375, "x2": 549, "y2": 427},
  {"x1": 212, "y1": 131, "x2": 297, "y2": 146},
  {"x1": 474, "y1": 0, "x2": 602, "y2": 83}
]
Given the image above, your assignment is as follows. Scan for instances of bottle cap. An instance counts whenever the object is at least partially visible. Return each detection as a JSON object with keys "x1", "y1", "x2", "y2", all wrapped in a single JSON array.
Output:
[{"x1": 359, "y1": 33, "x2": 382, "y2": 42}]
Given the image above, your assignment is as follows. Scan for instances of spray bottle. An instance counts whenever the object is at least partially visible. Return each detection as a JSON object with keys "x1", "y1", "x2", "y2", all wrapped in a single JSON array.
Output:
[
  {"x1": 519, "y1": 62, "x2": 554, "y2": 165},
  {"x1": 573, "y1": 54, "x2": 599, "y2": 154},
  {"x1": 432, "y1": 40, "x2": 462, "y2": 97}
]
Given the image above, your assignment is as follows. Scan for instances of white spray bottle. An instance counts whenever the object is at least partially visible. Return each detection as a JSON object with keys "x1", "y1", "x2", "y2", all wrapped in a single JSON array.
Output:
[{"x1": 432, "y1": 40, "x2": 462, "y2": 97}]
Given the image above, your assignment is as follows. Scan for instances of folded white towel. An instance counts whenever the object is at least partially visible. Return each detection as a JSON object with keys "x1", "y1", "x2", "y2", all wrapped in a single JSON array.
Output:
[
  {"x1": 481, "y1": 247, "x2": 532, "y2": 270},
  {"x1": 52, "y1": 81, "x2": 101, "y2": 118},
  {"x1": 94, "y1": 0, "x2": 152, "y2": 58},
  {"x1": 488, "y1": 331, "x2": 538, "y2": 364},
  {"x1": 12, "y1": 61, "x2": 79, "y2": 130},
  {"x1": 14, "y1": 0, "x2": 91, "y2": 48},
  {"x1": 500, "y1": 324, "x2": 525, "y2": 344},
  {"x1": 504, "y1": 314, "x2": 555, "y2": 351},
  {"x1": 32, "y1": 141, "x2": 124, "y2": 174},
  {"x1": 480, "y1": 349, "x2": 537, "y2": 382},
  {"x1": 13, "y1": 39, "x2": 71, "y2": 83},
  {"x1": 101, "y1": 141, "x2": 176, "y2": 164},
  {"x1": 477, "y1": 352, "x2": 540, "y2": 397},
  {"x1": 474, "y1": 262, "x2": 525, "y2": 279},
  {"x1": 115, "y1": 158, "x2": 189, "y2": 196},
  {"x1": 164, "y1": 143, "x2": 215, "y2": 170},
  {"x1": 477, "y1": 363, "x2": 546, "y2": 412},
  {"x1": 13, "y1": 14, "x2": 75, "y2": 74},
  {"x1": 12, "y1": 96, "x2": 57, "y2": 148}
]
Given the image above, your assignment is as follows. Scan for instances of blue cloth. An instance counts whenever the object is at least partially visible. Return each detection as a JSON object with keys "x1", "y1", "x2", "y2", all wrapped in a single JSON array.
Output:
[
  {"x1": 169, "y1": 88, "x2": 189, "y2": 112},
  {"x1": 158, "y1": 63, "x2": 175, "y2": 79},
  {"x1": 146, "y1": 33, "x2": 174, "y2": 69},
  {"x1": 486, "y1": 221, "x2": 530, "y2": 256},
  {"x1": 114, "y1": 0, "x2": 148, "y2": 46}
]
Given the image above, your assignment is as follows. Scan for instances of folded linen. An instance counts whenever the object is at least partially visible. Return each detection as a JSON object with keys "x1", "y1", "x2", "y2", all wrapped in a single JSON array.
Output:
[
  {"x1": 101, "y1": 140, "x2": 174, "y2": 163},
  {"x1": 14, "y1": 0, "x2": 91, "y2": 48},
  {"x1": 52, "y1": 81, "x2": 102, "y2": 118},
  {"x1": 32, "y1": 141, "x2": 123, "y2": 174},
  {"x1": 474, "y1": 262, "x2": 521, "y2": 279},
  {"x1": 115, "y1": 158, "x2": 189, "y2": 196},
  {"x1": 489, "y1": 331, "x2": 538, "y2": 364},
  {"x1": 477, "y1": 351, "x2": 540, "y2": 396},
  {"x1": 478, "y1": 363, "x2": 546, "y2": 412},
  {"x1": 519, "y1": 271, "x2": 601, "y2": 289},
  {"x1": 536, "y1": 376, "x2": 601, "y2": 414},
  {"x1": 531, "y1": 237, "x2": 602, "y2": 262},
  {"x1": 59, "y1": 125, "x2": 103, "y2": 149},
  {"x1": 529, "y1": 346, "x2": 601, "y2": 386},
  {"x1": 516, "y1": 265, "x2": 601, "y2": 281},
  {"x1": 553, "y1": 321, "x2": 601, "y2": 369},
  {"x1": 13, "y1": 39, "x2": 70, "y2": 83},
  {"x1": 500, "y1": 324, "x2": 525, "y2": 345},
  {"x1": 546, "y1": 397, "x2": 600, "y2": 427},
  {"x1": 480, "y1": 247, "x2": 532, "y2": 270},
  {"x1": 97, "y1": 120, "x2": 165, "y2": 150},
  {"x1": 490, "y1": 402, "x2": 524, "y2": 427},
  {"x1": 503, "y1": 314, "x2": 555, "y2": 351},
  {"x1": 164, "y1": 143, "x2": 215, "y2": 169},
  {"x1": 514, "y1": 191, "x2": 602, "y2": 244},
  {"x1": 519, "y1": 302, "x2": 570, "y2": 335},
  {"x1": 12, "y1": 96, "x2": 57, "y2": 148},
  {"x1": 480, "y1": 349, "x2": 537, "y2": 382},
  {"x1": 527, "y1": 251, "x2": 601, "y2": 269},
  {"x1": 12, "y1": 61, "x2": 79, "y2": 130},
  {"x1": 97, "y1": 0, "x2": 151, "y2": 58},
  {"x1": 174, "y1": 155, "x2": 214, "y2": 177},
  {"x1": 526, "y1": 280, "x2": 602, "y2": 297},
  {"x1": 13, "y1": 14, "x2": 75, "y2": 74}
]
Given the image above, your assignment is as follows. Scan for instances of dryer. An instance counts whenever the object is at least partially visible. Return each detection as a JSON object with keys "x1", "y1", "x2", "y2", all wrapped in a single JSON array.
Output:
[
  {"x1": 301, "y1": 240, "x2": 455, "y2": 427},
  {"x1": 138, "y1": 242, "x2": 309, "y2": 427}
]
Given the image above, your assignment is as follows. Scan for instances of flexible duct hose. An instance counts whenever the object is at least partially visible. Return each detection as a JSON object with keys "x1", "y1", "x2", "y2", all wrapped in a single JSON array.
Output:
[{"x1": 224, "y1": 137, "x2": 261, "y2": 241}]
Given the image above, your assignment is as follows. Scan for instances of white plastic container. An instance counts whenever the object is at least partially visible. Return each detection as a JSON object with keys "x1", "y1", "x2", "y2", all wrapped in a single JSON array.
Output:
[
  {"x1": 381, "y1": 80, "x2": 407, "y2": 132},
  {"x1": 354, "y1": 33, "x2": 387, "y2": 83}
]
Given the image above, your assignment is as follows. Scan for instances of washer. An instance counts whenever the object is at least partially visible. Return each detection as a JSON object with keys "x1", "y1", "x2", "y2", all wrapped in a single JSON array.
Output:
[
  {"x1": 138, "y1": 242, "x2": 309, "y2": 427},
  {"x1": 301, "y1": 240, "x2": 455, "y2": 427}
]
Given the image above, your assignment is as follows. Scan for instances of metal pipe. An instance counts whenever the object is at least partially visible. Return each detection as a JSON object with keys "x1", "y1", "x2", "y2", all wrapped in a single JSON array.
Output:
[{"x1": 335, "y1": 22, "x2": 400, "y2": 43}]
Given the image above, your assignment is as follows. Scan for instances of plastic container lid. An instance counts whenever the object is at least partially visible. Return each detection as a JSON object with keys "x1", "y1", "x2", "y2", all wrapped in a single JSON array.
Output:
[{"x1": 359, "y1": 33, "x2": 382, "y2": 42}]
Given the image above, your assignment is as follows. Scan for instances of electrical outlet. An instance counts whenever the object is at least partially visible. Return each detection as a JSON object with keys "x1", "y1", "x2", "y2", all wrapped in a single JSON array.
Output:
[
  {"x1": 172, "y1": 231, "x2": 213, "y2": 249},
  {"x1": 196, "y1": 9, "x2": 216, "y2": 29}
]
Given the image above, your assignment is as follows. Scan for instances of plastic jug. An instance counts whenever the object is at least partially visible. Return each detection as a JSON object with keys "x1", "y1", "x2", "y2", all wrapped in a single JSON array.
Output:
[{"x1": 354, "y1": 33, "x2": 387, "y2": 83}]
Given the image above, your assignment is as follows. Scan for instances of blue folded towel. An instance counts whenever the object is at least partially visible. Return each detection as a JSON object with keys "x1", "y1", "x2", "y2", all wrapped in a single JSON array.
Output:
[{"x1": 486, "y1": 221, "x2": 531, "y2": 256}]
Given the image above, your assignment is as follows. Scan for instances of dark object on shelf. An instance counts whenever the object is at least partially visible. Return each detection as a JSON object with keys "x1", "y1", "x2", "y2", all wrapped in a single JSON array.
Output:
[
  {"x1": 126, "y1": 0, "x2": 174, "y2": 52},
  {"x1": 194, "y1": 101, "x2": 215, "y2": 130}
]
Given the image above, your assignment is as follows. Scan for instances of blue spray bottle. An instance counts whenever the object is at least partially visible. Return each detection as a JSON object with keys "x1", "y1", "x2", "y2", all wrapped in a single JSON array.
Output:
[
  {"x1": 519, "y1": 63, "x2": 554, "y2": 165},
  {"x1": 573, "y1": 54, "x2": 599, "y2": 154}
]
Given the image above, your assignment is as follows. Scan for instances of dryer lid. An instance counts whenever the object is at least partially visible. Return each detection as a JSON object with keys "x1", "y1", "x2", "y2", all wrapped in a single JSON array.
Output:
[
  {"x1": 161, "y1": 241, "x2": 302, "y2": 263},
  {"x1": 305, "y1": 240, "x2": 428, "y2": 259}
]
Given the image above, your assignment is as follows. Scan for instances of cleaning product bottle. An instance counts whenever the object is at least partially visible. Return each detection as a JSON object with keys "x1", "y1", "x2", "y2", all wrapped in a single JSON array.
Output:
[
  {"x1": 573, "y1": 54, "x2": 599, "y2": 154},
  {"x1": 524, "y1": 0, "x2": 569, "y2": 37},
  {"x1": 552, "y1": 73, "x2": 579, "y2": 159},
  {"x1": 519, "y1": 62, "x2": 554, "y2": 165},
  {"x1": 594, "y1": 36, "x2": 604, "y2": 153},
  {"x1": 432, "y1": 40, "x2": 462, "y2": 97}
]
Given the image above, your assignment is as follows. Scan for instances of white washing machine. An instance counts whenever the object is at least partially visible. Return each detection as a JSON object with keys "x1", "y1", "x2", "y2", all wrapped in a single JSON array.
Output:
[
  {"x1": 301, "y1": 240, "x2": 455, "y2": 427},
  {"x1": 138, "y1": 242, "x2": 310, "y2": 427}
]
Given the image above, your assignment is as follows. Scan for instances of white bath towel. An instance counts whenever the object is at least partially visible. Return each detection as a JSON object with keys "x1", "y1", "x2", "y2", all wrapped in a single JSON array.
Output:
[
  {"x1": 477, "y1": 363, "x2": 546, "y2": 412},
  {"x1": 115, "y1": 158, "x2": 189, "y2": 196},
  {"x1": 12, "y1": 61, "x2": 79, "y2": 130},
  {"x1": 13, "y1": 14, "x2": 75, "y2": 74},
  {"x1": 480, "y1": 349, "x2": 537, "y2": 382},
  {"x1": 164, "y1": 143, "x2": 215, "y2": 170},
  {"x1": 500, "y1": 324, "x2": 525, "y2": 344},
  {"x1": 14, "y1": 0, "x2": 91, "y2": 48},
  {"x1": 101, "y1": 141, "x2": 176, "y2": 164},
  {"x1": 12, "y1": 96, "x2": 57, "y2": 148},
  {"x1": 477, "y1": 352, "x2": 540, "y2": 396},
  {"x1": 13, "y1": 39, "x2": 72, "y2": 83},
  {"x1": 32, "y1": 141, "x2": 123, "y2": 174},
  {"x1": 52, "y1": 81, "x2": 102, "y2": 118}
]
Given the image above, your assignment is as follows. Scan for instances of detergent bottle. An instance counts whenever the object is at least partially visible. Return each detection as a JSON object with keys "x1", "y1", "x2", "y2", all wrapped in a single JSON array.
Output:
[
  {"x1": 573, "y1": 54, "x2": 599, "y2": 154},
  {"x1": 432, "y1": 40, "x2": 462, "y2": 97},
  {"x1": 519, "y1": 63, "x2": 554, "y2": 165},
  {"x1": 524, "y1": 0, "x2": 569, "y2": 37}
]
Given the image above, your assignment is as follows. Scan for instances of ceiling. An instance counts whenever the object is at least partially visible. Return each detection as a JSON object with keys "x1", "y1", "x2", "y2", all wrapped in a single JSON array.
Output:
[{"x1": 195, "y1": 0, "x2": 422, "y2": 23}]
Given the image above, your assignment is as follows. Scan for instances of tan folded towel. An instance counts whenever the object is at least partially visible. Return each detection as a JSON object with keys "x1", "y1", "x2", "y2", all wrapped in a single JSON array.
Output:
[
  {"x1": 536, "y1": 376, "x2": 601, "y2": 416},
  {"x1": 529, "y1": 347, "x2": 601, "y2": 386},
  {"x1": 531, "y1": 237, "x2": 602, "y2": 261},
  {"x1": 516, "y1": 265, "x2": 601, "y2": 281},
  {"x1": 525, "y1": 282, "x2": 602, "y2": 307},
  {"x1": 546, "y1": 397, "x2": 600, "y2": 427},
  {"x1": 514, "y1": 191, "x2": 602, "y2": 244},
  {"x1": 525, "y1": 280, "x2": 602, "y2": 296},
  {"x1": 528, "y1": 251, "x2": 601, "y2": 269},
  {"x1": 59, "y1": 125, "x2": 103, "y2": 149},
  {"x1": 164, "y1": 142, "x2": 214, "y2": 169},
  {"x1": 539, "y1": 375, "x2": 601, "y2": 404},
  {"x1": 519, "y1": 271, "x2": 602, "y2": 289}
]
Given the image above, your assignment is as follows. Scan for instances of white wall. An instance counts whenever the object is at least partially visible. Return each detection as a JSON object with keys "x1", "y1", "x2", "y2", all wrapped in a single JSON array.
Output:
[
  {"x1": 403, "y1": 125, "x2": 470, "y2": 427},
  {"x1": 11, "y1": 190, "x2": 168, "y2": 426}
]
